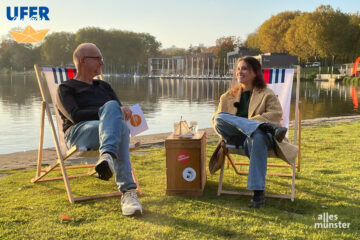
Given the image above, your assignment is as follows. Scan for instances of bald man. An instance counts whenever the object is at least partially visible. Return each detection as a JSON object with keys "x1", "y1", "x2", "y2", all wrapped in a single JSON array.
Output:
[{"x1": 57, "y1": 43, "x2": 142, "y2": 216}]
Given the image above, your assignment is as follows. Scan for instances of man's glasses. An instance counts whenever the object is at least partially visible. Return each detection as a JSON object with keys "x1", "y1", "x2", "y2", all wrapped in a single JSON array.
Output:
[{"x1": 84, "y1": 56, "x2": 104, "y2": 62}]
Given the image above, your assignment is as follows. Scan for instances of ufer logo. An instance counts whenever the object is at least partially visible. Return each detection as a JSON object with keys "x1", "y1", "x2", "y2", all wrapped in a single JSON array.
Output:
[
  {"x1": 6, "y1": 6, "x2": 50, "y2": 21},
  {"x1": 130, "y1": 114, "x2": 142, "y2": 127},
  {"x1": 6, "y1": 6, "x2": 50, "y2": 43},
  {"x1": 10, "y1": 25, "x2": 49, "y2": 43}
]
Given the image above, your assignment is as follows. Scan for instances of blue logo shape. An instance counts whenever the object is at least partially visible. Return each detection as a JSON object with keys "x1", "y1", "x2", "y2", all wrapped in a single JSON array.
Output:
[{"x1": 6, "y1": 6, "x2": 50, "y2": 21}]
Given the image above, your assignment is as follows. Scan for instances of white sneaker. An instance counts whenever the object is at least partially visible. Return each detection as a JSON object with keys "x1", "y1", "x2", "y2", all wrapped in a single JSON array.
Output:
[
  {"x1": 121, "y1": 189, "x2": 142, "y2": 216},
  {"x1": 95, "y1": 153, "x2": 115, "y2": 180}
]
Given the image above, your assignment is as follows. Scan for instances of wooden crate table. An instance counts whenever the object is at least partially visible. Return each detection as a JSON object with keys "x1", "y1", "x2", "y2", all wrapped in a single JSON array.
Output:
[{"x1": 165, "y1": 131, "x2": 206, "y2": 196}]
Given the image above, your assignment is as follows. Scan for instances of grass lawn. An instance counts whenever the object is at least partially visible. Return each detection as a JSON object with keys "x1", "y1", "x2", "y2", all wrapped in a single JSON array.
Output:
[{"x1": 1, "y1": 121, "x2": 359, "y2": 239}]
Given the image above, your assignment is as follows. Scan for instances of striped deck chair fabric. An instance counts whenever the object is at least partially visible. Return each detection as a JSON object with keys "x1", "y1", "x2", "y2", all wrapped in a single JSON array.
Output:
[
  {"x1": 42, "y1": 68, "x2": 102, "y2": 155},
  {"x1": 262, "y1": 68, "x2": 294, "y2": 130},
  {"x1": 42, "y1": 67, "x2": 79, "y2": 155}
]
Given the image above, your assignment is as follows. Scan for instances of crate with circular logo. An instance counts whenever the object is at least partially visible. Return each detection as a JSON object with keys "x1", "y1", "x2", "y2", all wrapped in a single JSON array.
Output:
[{"x1": 165, "y1": 131, "x2": 206, "y2": 196}]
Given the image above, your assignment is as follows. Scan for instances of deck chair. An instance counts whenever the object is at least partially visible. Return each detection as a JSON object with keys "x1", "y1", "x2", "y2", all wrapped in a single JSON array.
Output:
[
  {"x1": 217, "y1": 66, "x2": 302, "y2": 202},
  {"x1": 32, "y1": 64, "x2": 141, "y2": 203}
]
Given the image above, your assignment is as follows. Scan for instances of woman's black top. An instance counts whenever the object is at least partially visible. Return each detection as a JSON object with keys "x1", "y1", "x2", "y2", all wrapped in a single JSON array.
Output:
[{"x1": 235, "y1": 90, "x2": 252, "y2": 118}]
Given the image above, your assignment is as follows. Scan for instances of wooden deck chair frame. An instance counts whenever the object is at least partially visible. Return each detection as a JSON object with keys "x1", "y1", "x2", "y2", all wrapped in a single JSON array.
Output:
[
  {"x1": 217, "y1": 66, "x2": 302, "y2": 202},
  {"x1": 32, "y1": 64, "x2": 141, "y2": 204}
]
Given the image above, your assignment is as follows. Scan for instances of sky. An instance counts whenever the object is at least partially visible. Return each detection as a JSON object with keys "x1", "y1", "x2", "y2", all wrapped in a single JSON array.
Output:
[{"x1": 0, "y1": 0, "x2": 358, "y2": 49}]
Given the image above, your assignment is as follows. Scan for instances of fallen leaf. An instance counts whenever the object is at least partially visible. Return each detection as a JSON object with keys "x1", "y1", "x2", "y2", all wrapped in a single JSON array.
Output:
[{"x1": 59, "y1": 215, "x2": 73, "y2": 222}]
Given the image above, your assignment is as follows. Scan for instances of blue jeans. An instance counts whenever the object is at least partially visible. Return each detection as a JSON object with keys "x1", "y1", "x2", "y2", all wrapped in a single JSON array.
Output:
[
  {"x1": 214, "y1": 112, "x2": 274, "y2": 190},
  {"x1": 65, "y1": 100, "x2": 137, "y2": 192}
]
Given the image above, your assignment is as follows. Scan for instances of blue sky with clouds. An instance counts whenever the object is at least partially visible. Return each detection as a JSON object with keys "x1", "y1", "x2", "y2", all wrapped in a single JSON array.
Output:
[{"x1": 0, "y1": 0, "x2": 358, "y2": 48}]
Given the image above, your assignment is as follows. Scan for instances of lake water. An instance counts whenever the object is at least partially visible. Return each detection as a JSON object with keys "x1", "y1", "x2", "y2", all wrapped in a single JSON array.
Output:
[{"x1": 0, "y1": 74, "x2": 359, "y2": 154}]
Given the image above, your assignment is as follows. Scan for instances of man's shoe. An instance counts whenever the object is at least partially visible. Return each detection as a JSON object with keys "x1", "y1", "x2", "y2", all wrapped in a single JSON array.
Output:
[
  {"x1": 259, "y1": 123, "x2": 287, "y2": 142},
  {"x1": 121, "y1": 189, "x2": 142, "y2": 216},
  {"x1": 248, "y1": 190, "x2": 265, "y2": 208},
  {"x1": 95, "y1": 153, "x2": 115, "y2": 181}
]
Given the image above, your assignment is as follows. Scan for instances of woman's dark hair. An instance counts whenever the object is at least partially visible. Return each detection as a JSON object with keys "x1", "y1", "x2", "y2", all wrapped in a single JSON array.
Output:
[{"x1": 230, "y1": 56, "x2": 266, "y2": 94}]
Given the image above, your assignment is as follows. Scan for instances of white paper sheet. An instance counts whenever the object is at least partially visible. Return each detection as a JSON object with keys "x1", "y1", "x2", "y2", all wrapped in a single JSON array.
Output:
[{"x1": 126, "y1": 104, "x2": 148, "y2": 137}]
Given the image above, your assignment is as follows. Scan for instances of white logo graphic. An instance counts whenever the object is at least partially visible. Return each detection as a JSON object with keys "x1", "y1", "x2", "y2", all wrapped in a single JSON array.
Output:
[
  {"x1": 182, "y1": 167, "x2": 196, "y2": 182},
  {"x1": 314, "y1": 212, "x2": 350, "y2": 229}
]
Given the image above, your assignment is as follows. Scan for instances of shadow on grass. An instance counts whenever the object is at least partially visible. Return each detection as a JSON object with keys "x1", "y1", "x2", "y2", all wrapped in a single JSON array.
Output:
[
  {"x1": 297, "y1": 175, "x2": 360, "y2": 194},
  {"x1": 201, "y1": 180, "x2": 315, "y2": 211},
  {"x1": 314, "y1": 169, "x2": 341, "y2": 175},
  {"x1": 31, "y1": 175, "x2": 122, "y2": 200},
  {"x1": 138, "y1": 209, "x2": 254, "y2": 239},
  {"x1": 202, "y1": 177, "x2": 360, "y2": 216}
]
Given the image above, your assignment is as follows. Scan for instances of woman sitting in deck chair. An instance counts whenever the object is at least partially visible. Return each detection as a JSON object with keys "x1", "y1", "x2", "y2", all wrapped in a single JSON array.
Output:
[{"x1": 212, "y1": 56, "x2": 298, "y2": 208}]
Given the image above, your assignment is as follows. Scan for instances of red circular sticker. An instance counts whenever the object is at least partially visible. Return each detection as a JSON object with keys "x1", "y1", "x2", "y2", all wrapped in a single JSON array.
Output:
[{"x1": 177, "y1": 151, "x2": 190, "y2": 164}]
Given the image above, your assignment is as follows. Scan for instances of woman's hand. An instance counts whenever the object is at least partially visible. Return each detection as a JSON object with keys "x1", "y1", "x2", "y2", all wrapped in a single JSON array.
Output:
[{"x1": 121, "y1": 106, "x2": 133, "y2": 121}]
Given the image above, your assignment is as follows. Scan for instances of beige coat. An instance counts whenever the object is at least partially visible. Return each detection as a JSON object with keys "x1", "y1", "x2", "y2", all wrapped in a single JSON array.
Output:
[{"x1": 212, "y1": 86, "x2": 298, "y2": 165}]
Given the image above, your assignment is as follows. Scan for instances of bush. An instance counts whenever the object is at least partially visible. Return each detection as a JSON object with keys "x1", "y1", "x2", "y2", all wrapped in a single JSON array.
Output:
[{"x1": 342, "y1": 76, "x2": 360, "y2": 85}]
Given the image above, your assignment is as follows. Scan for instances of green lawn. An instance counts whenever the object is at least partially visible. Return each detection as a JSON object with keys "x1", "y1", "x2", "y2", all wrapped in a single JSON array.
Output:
[{"x1": 1, "y1": 121, "x2": 359, "y2": 239}]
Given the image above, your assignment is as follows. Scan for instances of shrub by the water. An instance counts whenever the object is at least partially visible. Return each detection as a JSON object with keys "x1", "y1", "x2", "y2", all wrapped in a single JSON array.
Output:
[{"x1": 342, "y1": 76, "x2": 360, "y2": 86}]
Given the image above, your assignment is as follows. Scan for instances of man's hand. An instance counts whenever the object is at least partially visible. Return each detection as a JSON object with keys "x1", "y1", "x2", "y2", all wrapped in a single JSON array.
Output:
[{"x1": 121, "y1": 106, "x2": 132, "y2": 121}]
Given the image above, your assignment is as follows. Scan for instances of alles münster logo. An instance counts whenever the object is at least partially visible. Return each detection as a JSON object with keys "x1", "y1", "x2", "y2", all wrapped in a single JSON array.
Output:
[{"x1": 314, "y1": 212, "x2": 351, "y2": 229}]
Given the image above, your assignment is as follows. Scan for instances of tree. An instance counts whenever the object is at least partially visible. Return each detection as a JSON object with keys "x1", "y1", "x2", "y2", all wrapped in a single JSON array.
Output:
[
  {"x1": 309, "y1": 5, "x2": 353, "y2": 61},
  {"x1": 10, "y1": 44, "x2": 33, "y2": 70},
  {"x1": 284, "y1": 12, "x2": 316, "y2": 61},
  {"x1": 0, "y1": 40, "x2": 16, "y2": 70},
  {"x1": 284, "y1": 5, "x2": 357, "y2": 64},
  {"x1": 213, "y1": 36, "x2": 240, "y2": 75},
  {"x1": 0, "y1": 40, "x2": 38, "y2": 71},
  {"x1": 75, "y1": 27, "x2": 107, "y2": 51},
  {"x1": 74, "y1": 28, "x2": 162, "y2": 73},
  {"x1": 348, "y1": 12, "x2": 360, "y2": 61},
  {"x1": 203, "y1": 46, "x2": 217, "y2": 55},
  {"x1": 0, "y1": 48, "x2": 13, "y2": 70},
  {"x1": 0, "y1": 26, "x2": 161, "y2": 72},
  {"x1": 258, "y1": 11, "x2": 300, "y2": 53},
  {"x1": 41, "y1": 32, "x2": 76, "y2": 66},
  {"x1": 215, "y1": 36, "x2": 242, "y2": 48},
  {"x1": 245, "y1": 31, "x2": 260, "y2": 51},
  {"x1": 138, "y1": 33, "x2": 161, "y2": 59},
  {"x1": 137, "y1": 33, "x2": 161, "y2": 72},
  {"x1": 162, "y1": 48, "x2": 186, "y2": 56}
]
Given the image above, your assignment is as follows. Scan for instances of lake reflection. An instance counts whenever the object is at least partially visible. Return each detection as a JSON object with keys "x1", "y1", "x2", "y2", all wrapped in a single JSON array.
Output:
[{"x1": 0, "y1": 74, "x2": 359, "y2": 154}]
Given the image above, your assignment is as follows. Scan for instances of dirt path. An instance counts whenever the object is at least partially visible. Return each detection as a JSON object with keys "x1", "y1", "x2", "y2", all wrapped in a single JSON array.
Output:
[{"x1": 1, "y1": 115, "x2": 359, "y2": 171}]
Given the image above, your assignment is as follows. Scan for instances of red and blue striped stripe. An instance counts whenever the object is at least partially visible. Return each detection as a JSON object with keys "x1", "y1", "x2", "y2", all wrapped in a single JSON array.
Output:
[
  {"x1": 49, "y1": 68, "x2": 77, "y2": 84},
  {"x1": 262, "y1": 69, "x2": 285, "y2": 84}
]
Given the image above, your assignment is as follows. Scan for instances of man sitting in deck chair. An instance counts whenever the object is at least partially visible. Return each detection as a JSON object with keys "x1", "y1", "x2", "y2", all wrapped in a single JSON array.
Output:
[{"x1": 56, "y1": 43, "x2": 142, "y2": 216}]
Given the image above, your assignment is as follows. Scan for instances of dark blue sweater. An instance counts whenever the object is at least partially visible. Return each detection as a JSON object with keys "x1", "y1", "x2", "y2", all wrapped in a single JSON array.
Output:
[{"x1": 57, "y1": 79, "x2": 121, "y2": 133}]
